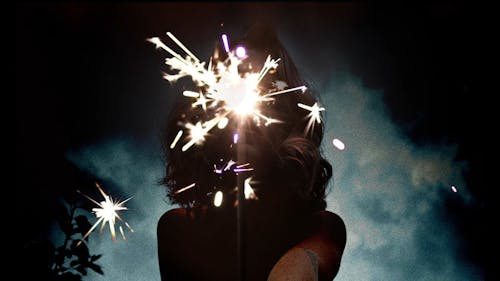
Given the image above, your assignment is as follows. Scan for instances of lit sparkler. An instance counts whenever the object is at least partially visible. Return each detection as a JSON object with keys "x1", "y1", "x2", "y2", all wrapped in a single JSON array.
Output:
[
  {"x1": 76, "y1": 183, "x2": 133, "y2": 246},
  {"x1": 148, "y1": 32, "x2": 308, "y2": 152}
]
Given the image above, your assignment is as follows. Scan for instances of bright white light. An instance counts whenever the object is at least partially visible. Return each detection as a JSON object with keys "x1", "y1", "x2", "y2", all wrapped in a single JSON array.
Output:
[
  {"x1": 214, "y1": 191, "x2": 223, "y2": 207},
  {"x1": 233, "y1": 133, "x2": 239, "y2": 144},
  {"x1": 235, "y1": 46, "x2": 246, "y2": 58},
  {"x1": 214, "y1": 72, "x2": 260, "y2": 116},
  {"x1": 451, "y1": 185, "x2": 458, "y2": 193},
  {"x1": 244, "y1": 177, "x2": 257, "y2": 200},
  {"x1": 332, "y1": 138, "x2": 345, "y2": 150},
  {"x1": 76, "y1": 183, "x2": 133, "y2": 246},
  {"x1": 174, "y1": 183, "x2": 196, "y2": 195},
  {"x1": 187, "y1": 122, "x2": 205, "y2": 144},
  {"x1": 170, "y1": 130, "x2": 183, "y2": 149}
]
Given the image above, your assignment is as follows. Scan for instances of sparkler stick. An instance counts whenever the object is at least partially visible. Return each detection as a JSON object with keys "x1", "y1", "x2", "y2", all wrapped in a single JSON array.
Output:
[{"x1": 236, "y1": 123, "x2": 247, "y2": 281}]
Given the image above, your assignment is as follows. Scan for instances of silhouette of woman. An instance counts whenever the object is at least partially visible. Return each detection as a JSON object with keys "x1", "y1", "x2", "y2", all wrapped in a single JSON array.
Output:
[{"x1": 157, "y1": 23, "x2": 346, "y2": 281}]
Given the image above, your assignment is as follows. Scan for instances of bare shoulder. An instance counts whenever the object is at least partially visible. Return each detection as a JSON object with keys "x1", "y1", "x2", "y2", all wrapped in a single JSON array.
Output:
[
  {"x1": 316, "y1": 210, "x2": 347, "y2": 246},
  {"x1": 158, "y1": 208, "x2": 187, "y2": 225},
  {"x1": 294, "y1": 210, "x2": 346, "y2": 280},
  {"x1": 157, "y1": 207, "x2": 190, "y2": 240}
]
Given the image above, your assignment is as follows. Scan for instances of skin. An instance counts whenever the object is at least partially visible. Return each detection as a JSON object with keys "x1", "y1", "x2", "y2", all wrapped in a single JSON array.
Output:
[{"x1": 157, "y1": 206, "x2": 346, "y2": 281}]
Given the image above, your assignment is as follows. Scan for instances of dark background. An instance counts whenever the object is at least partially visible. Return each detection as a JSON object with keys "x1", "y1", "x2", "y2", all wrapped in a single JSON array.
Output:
[{"x1": 16, "y1": 2, "x2": 493, "y2": 279}]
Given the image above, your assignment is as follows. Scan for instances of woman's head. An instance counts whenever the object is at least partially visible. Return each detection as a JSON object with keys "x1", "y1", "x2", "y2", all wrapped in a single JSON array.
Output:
[{"x1": 161, "y1": 23, "x2": 332, "y2": 215}]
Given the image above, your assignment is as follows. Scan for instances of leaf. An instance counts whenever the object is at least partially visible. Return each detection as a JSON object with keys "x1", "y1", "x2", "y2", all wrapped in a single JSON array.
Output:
[
  {"x1": 70, "y1": 259, "x2": 80, "y2": 267},
  {"x1": 70, "y1": 240, "x2": 90, "y2": 259},
  {"x1": 90, "y1": 254, "x2": 102, "y2": 262},
  {"x1": 58, "y1": 272, "x2": 82, "y2": 281},
  {"x1": 76, "y1": 265, "x2": 87, "y2": 276},
  {"x1": 74, "y1": 215, "x2": 92, "y2": 237},
  {"x1": 89, "y1": 263, "x2": 104, "y2": 275}
]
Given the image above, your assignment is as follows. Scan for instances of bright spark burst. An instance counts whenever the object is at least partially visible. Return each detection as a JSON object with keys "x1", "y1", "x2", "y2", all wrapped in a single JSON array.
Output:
[
  {"x1": 77, "y1": 183, "x2": 133, "y2": 246},
  {"x1": 298, "y1": 102, "x2": 325, "y2": 135},
  {"x1": 148, "y1": 32, "x2": 307, "y2": 152}
]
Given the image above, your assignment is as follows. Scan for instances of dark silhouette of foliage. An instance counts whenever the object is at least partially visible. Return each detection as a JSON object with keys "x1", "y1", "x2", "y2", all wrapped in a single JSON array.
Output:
[{"x1": 23, "y1": 195, "x2": 104, "y2": 281}]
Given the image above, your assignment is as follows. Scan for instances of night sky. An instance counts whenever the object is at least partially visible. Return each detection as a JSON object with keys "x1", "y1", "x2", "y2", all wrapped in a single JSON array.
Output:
[{"x1": 17, "y1": 3, "x2": 493, "y2": 281}]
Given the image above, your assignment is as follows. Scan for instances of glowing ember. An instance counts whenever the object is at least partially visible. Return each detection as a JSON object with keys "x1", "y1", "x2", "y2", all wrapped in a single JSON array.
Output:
[
  {"x1": 332, "y1": 138, "x2": 345, "y2": 150},
  {"x1": 244, "y1": 177, "x2": 257, "y2": 200},
  {"x1": 214, "y1": 191, "x2": 223, "y2": 207},
  {"x1": 76, "y1": 183, "x2": 133, "y2": 246},
  {"x1": 235, "y1": 46, "x2": 246, "y2": 58}
]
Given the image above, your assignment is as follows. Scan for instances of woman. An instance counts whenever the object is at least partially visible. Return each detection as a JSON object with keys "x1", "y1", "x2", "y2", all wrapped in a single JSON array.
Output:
[{"x1": 157, "y1": 24, "x2": 346, "y2": 281}]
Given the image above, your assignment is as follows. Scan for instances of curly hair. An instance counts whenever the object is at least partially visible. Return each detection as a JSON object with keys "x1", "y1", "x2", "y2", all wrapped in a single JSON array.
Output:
[{"x1": 161, "y1": 23, "x2": 332, "y2": 215}]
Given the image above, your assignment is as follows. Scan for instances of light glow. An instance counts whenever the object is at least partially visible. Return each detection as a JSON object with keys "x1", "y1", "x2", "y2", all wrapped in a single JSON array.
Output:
[{"x1": 76, "y1": 183, "x2": 133, "y2": 246}]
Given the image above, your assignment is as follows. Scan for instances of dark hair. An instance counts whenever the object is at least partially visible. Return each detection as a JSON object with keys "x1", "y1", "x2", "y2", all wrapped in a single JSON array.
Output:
[{"x1": 161, "y1": 23, "x2": 332, "y2": 215}]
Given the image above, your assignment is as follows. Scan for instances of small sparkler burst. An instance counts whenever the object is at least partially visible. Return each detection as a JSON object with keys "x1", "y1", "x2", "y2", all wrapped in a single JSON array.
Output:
[{"x1": 77, "y1": 183, "x2": 134, "y2": 246}]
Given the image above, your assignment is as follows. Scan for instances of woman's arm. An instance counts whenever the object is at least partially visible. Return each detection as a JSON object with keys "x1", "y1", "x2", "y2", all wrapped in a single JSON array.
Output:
[{"x1": 267, "y1": 211, "x2": 346, "y2": 281}]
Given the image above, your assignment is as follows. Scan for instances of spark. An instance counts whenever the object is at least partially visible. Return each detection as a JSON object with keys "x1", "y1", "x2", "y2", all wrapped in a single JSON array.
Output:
[
  {"x1": 298, "y1": 102, "x2": 325, "y2": 135},
  {"x1": 217, "y1": 117, "x2": 229, "y2": 129},
  {"x1": 263, "y1": 86, "x2": 307, "y2": 98},
  {"x1": 119, "y1": 226, "x2": 126, "y2": 240},
  {"x1": 183, "y1": 90, "x2": 200, "y2": 98},
  {"x1": 272, "y1": 80, "x2": 288, "y2": 91},
  {"x1": 174, "y1": 183, "x2": 196, "y2": 194},
  {"x1": 332, "y1": 138, "x2": 345, "y2": 150},
  {"x1": 214, "y1": 160, "x2": 237, "y2": 174},
  {"x1": 222, "y1": 34, "x2": 230, "y2": 53},
  {"x1": 166, "y1": 32, "x2": 200, "y2": 63},
  {"x1": 233, "y1": 133, "x2": 239, "y2": 144},
  {"x1": 192, "y1": 92, "x2": 211, "y2": 110},
  {"x1": 76, "y1": 183, "x2": 133, "y2": 246},
  {"x1": 244, "y1": 177, "x2": 257, "y2": 200},
  {"x1": 234, "y1": 168, "x2": 254, "y2": 173},
  {"x1": 213, "y1": 160, "x2": 253, "y2": 174},
  {"x1": 451, "y1": 185, "x2": 458, "y2": 193},
  {"x1": 186, "y1": 122, "x2": 205, "y2": 144},
  {"x1": 214, "y1": 191, "x2": 223, "y2": 207},
  {"x1": 170, "y1": 130, "x2": 183, "y2": 149}
]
